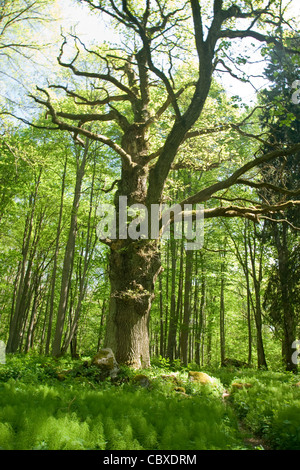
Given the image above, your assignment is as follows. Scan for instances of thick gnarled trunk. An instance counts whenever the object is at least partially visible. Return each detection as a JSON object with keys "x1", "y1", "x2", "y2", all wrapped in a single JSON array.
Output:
[
  {"x1": 105, "y1": 239, "x2": 161, "y2": 368},
  {"x1": 104, "y1": 123, "x2": 162, "y2": 366}
]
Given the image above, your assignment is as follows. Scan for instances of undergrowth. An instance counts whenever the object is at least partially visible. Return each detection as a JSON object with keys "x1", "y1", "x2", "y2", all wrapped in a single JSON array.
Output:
[
  {"x1": 226, "y1": 370, "x2": 300, "y2": 450},
  {"x1": 0, "y1": 354, "x2": 299, "y2": 450},
  {"x1": 0, "y1": 380, "x2": 242, "y2": 450}
]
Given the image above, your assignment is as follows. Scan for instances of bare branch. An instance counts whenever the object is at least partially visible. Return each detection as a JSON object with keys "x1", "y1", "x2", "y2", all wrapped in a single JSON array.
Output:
[
  {"x1": 48, "y1": 85, "x2": 132, "y2": 107},
  {"x1": 184, "y1": 123, "x2": 231, "y2": 140},
  {"x1": 190, "y1": 0, "x2": 204, "y2": 57},
  {"x1": 164, "y1": 200, "x2": 300, "y2": 232},
  {"x1": 57, "y1": 36, "x2": 138, "y2": 101},
  {"x1": 100, "y1": 179, "x2": 121, "y2": 193},
  {"x1": 121, "y1": 0, "x2": 182, "y2": 119},
  {"x1": 56, "y1": 110, "x2": 117, "y2": 124},
  {"x1": 171, "y1": 160, "x2": 221, "y2": 172},
  {"x1": 260, "y1": 216, "x2": 300, "y2": 231},
  {"x1": 180, "y1": 143, "x2": 300, "y2": 206},
  {"x1": 235, "y1": 178, "x2": 300, "y2": 197},
  {"x1": 29, "y1": 87, "x2": 134, "y2": 167},
  {"x1": 218, "y1": 29, "x2": 299, "y2": 54},
  {"x1": 203, "y1": 199, "x2": 300, "y2": 221},
  {"x1": 211, "y1": 195, "x2": 260, "y2": 205}
]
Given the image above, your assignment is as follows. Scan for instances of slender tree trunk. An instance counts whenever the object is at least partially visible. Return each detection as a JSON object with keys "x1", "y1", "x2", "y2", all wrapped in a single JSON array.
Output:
[
  {"x1": 199, "y1": 276, "x2": 206, "y2": 366},
  {"x1": 24, "y1": 277, "x2": 40, "y2": 353},
  {"x1": 166, "y1": 233, "x2": 185, "y2": 361},
  {"x1": 206, "y1": 296, "x2": 214, "y2": 365},
  {"x1": 175, "y1": 238, "x2": 184, "y2": 359},
  {"x1": 61, "y1": 153, "x2": 97, "y2": 354},
  {"x1": 194, "y1": 253, "x2": 200, "y2": 365},
  {"x1": 195, "y1": 252, "x2": 206, "y2": 365},
  {"x1": 6, "y1": 170, "x2": 42, "y2": 352},
  {"x1": 244, "y1": 221, "x2": 252, "y2": 365},
  {"x1": 180, "y1": 249, "x2": 193, "y2": 366},
  {"x1": 52, "y1": 141, "x2": 89, "y2": 356},
  {"x1": 163, "y1": 243, "x2": 170, "y2": 357},
  {"x1": 97, "y1": 299, "x2": 107, "y2": 351},
  {"x1": 167, "y1": 232, "x2": 177, "y2": 361},
  {"x1": 159, "y1": 273, "x2": 164, "y2": 356},
  {"x1": 45, "y1": 156, "x2": 67, "y2": 354},
  {"x1": 273, "y1": 223, "x2": 297, "y2": 372},
  {"x1": 252, "y1": 283, "x2": 267, "y2": 369},
  {"x1": 225, "y1": 219, "x2": 253, "y2": 365},
  {"x1": 248, "y1": 228, "x2": 268, "y2": 369},
  {"x1": 219, "y1": 253, "x2": 226, "y2": 366},
  {"x1": 40, "y1": 276, "x2": 50, "y2": 354}
]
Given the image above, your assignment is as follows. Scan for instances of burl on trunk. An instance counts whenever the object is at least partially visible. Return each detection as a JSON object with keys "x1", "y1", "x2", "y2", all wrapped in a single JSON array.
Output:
[{"x1": 105, "y1": 238, "x2": 161, "y2": 368}]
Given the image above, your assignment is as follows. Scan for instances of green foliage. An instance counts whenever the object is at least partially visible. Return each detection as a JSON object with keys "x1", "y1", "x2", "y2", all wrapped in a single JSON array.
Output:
[
  {"x1": 270, "y1": 406, "x2": 300, "y2": 450},
  {"x1": 0, "y1": 1, "x2": 299, "y2": 452},
  {"x1": 1, "y1": 355, "x2": 299, "y2": 450},
  {"x1": 0, "y1": 354, "x2": 244, "y2": 450},
  {"x1": 0, "y1": 380, "x2": 244, "y2": 450},
  {"x1": 0, "y1": 353, "x2": 76, "y2": 384},
  {"x1": 151, "y1": 355, "x2": 172, "y2": 369},
  {"x1": 227, "y1": 369, "x2": 300, "y2": 449},
  {"x1": 0, "y1": 379, "x2": 241, "y2": 450}
]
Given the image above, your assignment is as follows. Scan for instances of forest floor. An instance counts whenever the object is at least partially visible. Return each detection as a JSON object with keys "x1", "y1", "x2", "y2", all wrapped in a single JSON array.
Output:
[
  {"x1": 0, "y1": 354, "x2": 299, "y2": 451},
  {"x1": 237, "y1": 419, "x2": 272, "y2": 450}
]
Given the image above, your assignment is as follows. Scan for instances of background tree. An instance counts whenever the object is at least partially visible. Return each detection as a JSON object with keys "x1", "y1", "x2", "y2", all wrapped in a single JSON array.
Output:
[
  {"x1": 0, "y1": 0, "x2": 56, "y2": 113},
  {"x1": 258, "y1": 35, "x2": 300, "y2": 371}
]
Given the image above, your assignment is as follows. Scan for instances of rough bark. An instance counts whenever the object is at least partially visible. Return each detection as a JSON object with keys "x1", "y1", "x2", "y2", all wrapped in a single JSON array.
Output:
[{"x1": 105, "y1": 239, "x2": 161, "y2": 367}]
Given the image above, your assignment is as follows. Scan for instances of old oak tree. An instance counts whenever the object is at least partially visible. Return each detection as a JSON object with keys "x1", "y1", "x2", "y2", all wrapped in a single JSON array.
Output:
[{"x1": 31, "y1": 0, "x2": 300, "y2": 367}]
